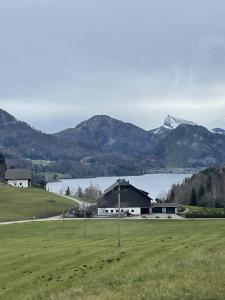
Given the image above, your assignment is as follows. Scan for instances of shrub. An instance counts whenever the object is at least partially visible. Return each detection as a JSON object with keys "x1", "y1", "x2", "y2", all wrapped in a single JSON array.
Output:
[{"x1": 185, "y1": 209, "x2": 225, "y2": 218}]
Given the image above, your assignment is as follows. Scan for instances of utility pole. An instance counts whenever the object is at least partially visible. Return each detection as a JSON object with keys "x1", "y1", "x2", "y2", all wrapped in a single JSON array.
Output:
[
  {"x1": 62, "y1": 208, "x2": 65, "y2": 229},
  {"x1": 117, "y1": 179, "x2": 121, "y2": 247},
  {"x1": 83, "y1": 202, "x2": 87, "y2": 237}
]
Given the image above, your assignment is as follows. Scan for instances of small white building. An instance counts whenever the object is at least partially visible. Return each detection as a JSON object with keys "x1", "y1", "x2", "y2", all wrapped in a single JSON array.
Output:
[{"x1": 5, "y1": 169, "x2": 32, "y2": 188}]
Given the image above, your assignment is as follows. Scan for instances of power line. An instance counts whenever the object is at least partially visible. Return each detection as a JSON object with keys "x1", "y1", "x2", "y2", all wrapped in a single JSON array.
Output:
[{"x1": 208, "y1": 115, "x2": 225, "y2": 129}]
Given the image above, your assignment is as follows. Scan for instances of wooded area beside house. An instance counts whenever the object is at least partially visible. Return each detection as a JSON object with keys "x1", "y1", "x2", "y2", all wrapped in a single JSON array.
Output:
[{"x1": 167, "y1": 165, "x2": 225, "y2": 208}]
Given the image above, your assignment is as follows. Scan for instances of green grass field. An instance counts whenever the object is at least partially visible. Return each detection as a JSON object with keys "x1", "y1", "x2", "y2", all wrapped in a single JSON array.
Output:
[
  {"x1": 0, "y1": 184, "x2": 75, "y2": 222},
  {"x1": 0, "y1": 220, "x2": 225, "y2": 300}
]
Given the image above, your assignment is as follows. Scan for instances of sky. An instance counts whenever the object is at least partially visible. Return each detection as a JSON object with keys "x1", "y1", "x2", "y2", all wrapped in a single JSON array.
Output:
[{"x1": 1, "y1": 0, "x2": 225, "y2": 133}]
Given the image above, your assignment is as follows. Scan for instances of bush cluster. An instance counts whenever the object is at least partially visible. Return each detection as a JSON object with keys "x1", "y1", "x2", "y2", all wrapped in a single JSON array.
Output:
[{"x1": 185, "y1": 209, "x2": 225, "y2": 218}]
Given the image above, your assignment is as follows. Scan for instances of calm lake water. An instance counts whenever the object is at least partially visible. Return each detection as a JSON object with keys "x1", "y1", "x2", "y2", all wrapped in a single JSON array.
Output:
[{"x1": 47, "y1": 173, "x2": 191, "y2": 199}]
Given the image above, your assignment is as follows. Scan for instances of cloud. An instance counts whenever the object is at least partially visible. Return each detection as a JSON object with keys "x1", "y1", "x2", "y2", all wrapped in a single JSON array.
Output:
[{"x1": 0, "y1": 0, "x2": 225, "y2": 132}]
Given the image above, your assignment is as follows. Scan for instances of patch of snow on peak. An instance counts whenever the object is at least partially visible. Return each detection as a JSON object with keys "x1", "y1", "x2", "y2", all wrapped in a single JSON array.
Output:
[
  {"x1": 152, "y1": 127, "x2": 164, "y2": 134},
  {"x1": 163, "y1": 115, "x2": 197, "y2": 130},
  {"x1": 210, "y1": 128, "x2": 225, "y2": 135}
]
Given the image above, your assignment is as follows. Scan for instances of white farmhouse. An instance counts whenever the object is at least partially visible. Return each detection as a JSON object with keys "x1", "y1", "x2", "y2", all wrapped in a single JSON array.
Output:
[{"x1": 5, "y1": 169, "x2": 32, "y2": 188}]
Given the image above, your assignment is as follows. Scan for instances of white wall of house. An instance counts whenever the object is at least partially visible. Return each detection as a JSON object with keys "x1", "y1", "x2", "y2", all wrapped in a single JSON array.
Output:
[
  {"x1": 98, "y1": 207, "x2": 141, "y2": 215},
  {"x1": 7, "y1": 180, "x2": 29, "y2": 188}
]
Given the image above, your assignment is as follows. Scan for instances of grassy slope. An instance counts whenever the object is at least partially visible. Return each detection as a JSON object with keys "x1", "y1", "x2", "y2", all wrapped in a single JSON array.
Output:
[
  {"x1": 0, "y1": 184, "x2": 75, "y2": 222},
  {"x1": 0, "y1": 220, "x2": 225, "y2": 300}
]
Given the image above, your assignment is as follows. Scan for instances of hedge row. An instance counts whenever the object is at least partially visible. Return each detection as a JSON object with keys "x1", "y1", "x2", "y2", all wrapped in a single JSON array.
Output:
[{"x1": 185, "y1": 212, "x2": 225, "y2": 218}]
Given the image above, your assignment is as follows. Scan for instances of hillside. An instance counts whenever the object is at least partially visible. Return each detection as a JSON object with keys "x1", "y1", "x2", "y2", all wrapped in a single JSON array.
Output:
[
  {"x1": 0, "y1": 110, "x2": 161, "y2": 177},
  {"x1": 0, "y1": 109, "x2": 58, "y2": 169},
  {"x1": 55, "y1": 115, "x2": 157, "y2": 156},
  {"x1": 1, "y1": 108, "x2": 225, "y2": 177},
  {"x1": 0, "y1": 184, "x2": 75, "y2": 222},
  {"x1": 155, "y1": 125, "x2": 225, "y2": 167},
  {"x1": 167, "y1": 164, "x2": 225, "y2": 208},
  {"x1": 52, "y1": 115, "x2": 159, "y2": 177}
]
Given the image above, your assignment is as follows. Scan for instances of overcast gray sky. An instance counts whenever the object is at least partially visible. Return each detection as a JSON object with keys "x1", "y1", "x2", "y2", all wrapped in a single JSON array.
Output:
[{"x1": 1, "y1": 0, "x2": 225, "y2": 132}]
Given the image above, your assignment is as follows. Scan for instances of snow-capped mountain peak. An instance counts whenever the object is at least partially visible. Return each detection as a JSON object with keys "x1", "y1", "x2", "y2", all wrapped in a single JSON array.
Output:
[
  {"x1": 163, "y1": 115, "x2": 197, "y2": 130},
  {"x1": 151, "y1": 115, "x2": 198, "y2": 136}
]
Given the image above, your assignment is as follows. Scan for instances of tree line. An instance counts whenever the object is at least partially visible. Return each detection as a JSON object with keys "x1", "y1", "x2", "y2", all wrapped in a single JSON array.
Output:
[{"x1": 166, "y1": 165, "x2": 225, "y2": 208}]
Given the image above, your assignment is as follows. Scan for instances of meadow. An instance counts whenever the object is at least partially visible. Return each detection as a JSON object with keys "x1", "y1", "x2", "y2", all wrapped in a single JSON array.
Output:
[
  {"x1": 0, "y1": 219, "x2": 225, "y2": 300},
  {"x1": 0, "y1": 184, "x2": 75, "y2": 222}
]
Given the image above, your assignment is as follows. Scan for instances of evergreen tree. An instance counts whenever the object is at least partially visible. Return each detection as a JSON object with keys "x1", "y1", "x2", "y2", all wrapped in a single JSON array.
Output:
[
  {"x1": 190, "y1": 188, "x2": 197, "y2": 206},
  {"x1": 77, "y1": 186, "x2": 83, "y2": 199},
  {"x1": 65, "y1": 186, "x2": 71, "y2": 196},
  {"x1": 206, "y1": 174, "x2": 213, "y2": 193},
  {"x1": 170, "y1": 188, "x2": 175, "y2": 202},
  {"x1": 198, "y1": 184, "x2": 205, "y2": 199},
  {"x1": 0, "y1": 152, "x2": 6, "y2": 182}
]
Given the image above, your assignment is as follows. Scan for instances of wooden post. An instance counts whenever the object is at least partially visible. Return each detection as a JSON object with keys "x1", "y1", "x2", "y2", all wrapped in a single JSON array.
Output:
[{"x1": 118, "y1": 180, "x2": 121, "y2": 247}]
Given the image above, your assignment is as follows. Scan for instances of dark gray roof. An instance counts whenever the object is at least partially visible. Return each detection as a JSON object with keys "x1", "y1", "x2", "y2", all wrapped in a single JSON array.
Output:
[
  {"x1": 104, "y1": 179, "x2": 131, "y2": 194},
  {"x1": 98, "y1": 179, "x2": 152, "y2": 208},
  {"x1": 5, "y1": 169, "x2": 32, "y2": 180},
  {"x1": 102, "y1": 179, "x2": 151, "y2": 198},
  {"x1": 152, "y1": 203, "x2": 179, "y2": 208}
]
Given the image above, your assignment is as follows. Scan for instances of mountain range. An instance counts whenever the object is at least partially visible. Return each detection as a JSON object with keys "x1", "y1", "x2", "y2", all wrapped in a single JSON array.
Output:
[{"x1": 1, "y1": 108, "x2": 225, "y2": 178}]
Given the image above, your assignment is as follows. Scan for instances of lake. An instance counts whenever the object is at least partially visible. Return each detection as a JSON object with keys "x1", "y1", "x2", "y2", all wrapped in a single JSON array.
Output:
[{"x1": 47, "y1": 173, "x2": 191, "y2": 199}]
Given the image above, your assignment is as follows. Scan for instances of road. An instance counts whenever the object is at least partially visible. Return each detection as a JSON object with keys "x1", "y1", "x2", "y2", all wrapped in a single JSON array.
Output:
[
  {"x1": 1, "y1": 216, "x2": 225, "y2": 226},
  {"x1": 58, "y1": 194, "x2": 95, "y2": 207}
]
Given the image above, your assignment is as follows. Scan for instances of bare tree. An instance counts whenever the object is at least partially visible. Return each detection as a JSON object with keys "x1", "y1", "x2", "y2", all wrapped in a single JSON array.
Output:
[
  {"x1": 157, "y1": 190, "x2": 169, "y2": 202},
  {"x1": 82, "y1": 183, "x2": 102, "y2": 203}
]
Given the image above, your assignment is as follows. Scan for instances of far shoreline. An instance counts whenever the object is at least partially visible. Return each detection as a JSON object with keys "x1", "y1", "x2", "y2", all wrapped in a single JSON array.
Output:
[{"x1": 48, "y1": 168, "x2": 198, "y2": 183}]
